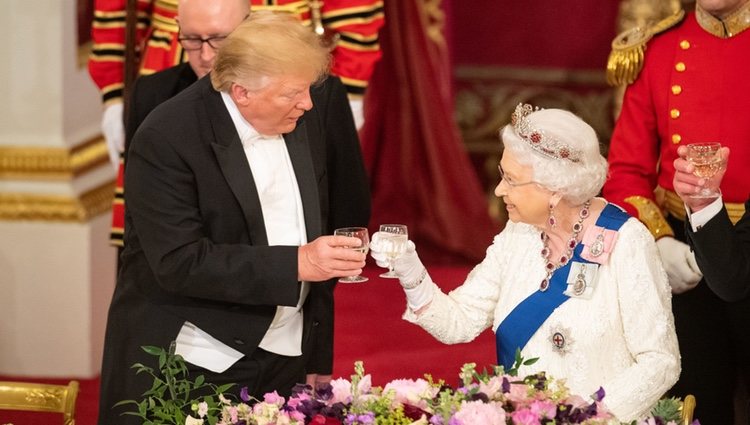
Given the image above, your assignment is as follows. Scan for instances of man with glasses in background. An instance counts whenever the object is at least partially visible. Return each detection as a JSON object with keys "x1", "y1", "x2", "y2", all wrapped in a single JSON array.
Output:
[
  {"x1": 97, "y1": 10, "x2": 370, "y2": 425},
  {"x1": 105, "y1": 0, "x2": 247, "y2": 252}
]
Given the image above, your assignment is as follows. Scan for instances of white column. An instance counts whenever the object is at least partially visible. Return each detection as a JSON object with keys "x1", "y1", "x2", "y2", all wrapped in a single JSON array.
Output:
[{"x1": 0, "y1": 0, "x2": 117, "y2": 377}]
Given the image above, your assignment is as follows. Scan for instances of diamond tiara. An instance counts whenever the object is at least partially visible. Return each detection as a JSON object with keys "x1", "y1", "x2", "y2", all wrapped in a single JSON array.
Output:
[{"x1": 510, "y1": 103, "x2": 582, "y2": 163}]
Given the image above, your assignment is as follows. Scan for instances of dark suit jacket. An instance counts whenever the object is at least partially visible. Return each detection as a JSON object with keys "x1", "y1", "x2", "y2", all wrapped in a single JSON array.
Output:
[
  {"x1": 124, "y1": 62, "x2": 198, "y2": 156},
  {"x1": 99, "y1": 74, "x2": 369, "y2": 423},
  {"x1": 687, "y1": 199, "x2": 750, "y2": 302}
]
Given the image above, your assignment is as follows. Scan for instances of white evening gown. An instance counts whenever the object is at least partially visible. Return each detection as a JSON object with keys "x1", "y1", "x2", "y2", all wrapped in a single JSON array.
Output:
[{"x1": 403, "y1": 214, "x2": 680, "y2": 422}]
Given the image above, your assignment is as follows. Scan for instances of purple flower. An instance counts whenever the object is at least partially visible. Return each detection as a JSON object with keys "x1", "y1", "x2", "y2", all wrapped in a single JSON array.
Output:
[
  {"x1": 501, "y1": 377, "x2": 511, "y2": 393},
  {"x1": 239, "y1": 386, "x2": 250, "y2": 402},
  {"x1": 592, "y1": 387, "x2": 606, "y2": 402}
]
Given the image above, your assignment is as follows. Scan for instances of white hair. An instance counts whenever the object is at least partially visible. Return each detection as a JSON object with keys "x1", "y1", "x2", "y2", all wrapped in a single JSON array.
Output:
[{"x1": 500, "y1": 108, "x2": 608, "y2": 205}]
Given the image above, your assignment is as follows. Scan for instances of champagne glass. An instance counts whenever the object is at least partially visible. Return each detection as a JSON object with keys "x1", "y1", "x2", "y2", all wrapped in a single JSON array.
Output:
[
  {"x1": 686, "y1": 142, "x2": 723, "y2": 198},
  {"x1": 334, "y1": 227, "x2": 369, "y2": 283},
  {"x1": 378, "y1": 224, "x2": 408, "y2": 278}
]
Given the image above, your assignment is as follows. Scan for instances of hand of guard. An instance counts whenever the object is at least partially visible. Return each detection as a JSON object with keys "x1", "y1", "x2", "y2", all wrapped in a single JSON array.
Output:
[
  {"x1": 101, "y1": 102, "x2": 125, "y2": 170},
  {"x1": 656, "y1": 237, "x2": 703, "y2": 294}
]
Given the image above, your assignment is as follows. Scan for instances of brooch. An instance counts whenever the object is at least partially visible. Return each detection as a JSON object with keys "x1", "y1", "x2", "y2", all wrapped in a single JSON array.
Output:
[
  {"x1": 580, "y1": 226, "x2": 619, "y2": 265},
  {"x1": 549, "y1": 325, "x2": 574, "y2": 355},
  {"x1": 564, "y1": 261, "x2": 598, "y2": 299}
]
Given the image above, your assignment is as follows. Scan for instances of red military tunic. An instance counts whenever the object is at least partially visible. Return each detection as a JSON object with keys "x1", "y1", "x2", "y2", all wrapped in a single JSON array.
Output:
[
  {"x1": 88, "y1": 0, "x2": 384, "y2": 103},
  {"x1": 89, "y1": 0, "x2": 384, "y2": 246},
  {"x1": 604, "y1": 6, "x2": 750, "y2": 238}
]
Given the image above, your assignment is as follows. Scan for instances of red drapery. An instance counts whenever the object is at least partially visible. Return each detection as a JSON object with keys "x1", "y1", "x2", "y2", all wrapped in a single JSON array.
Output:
[{"x1": 359, "y1": 0, "x2": 498, "y2": 264}]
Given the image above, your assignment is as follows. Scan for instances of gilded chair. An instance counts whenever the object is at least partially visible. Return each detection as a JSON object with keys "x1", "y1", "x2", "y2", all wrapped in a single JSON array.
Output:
[
  {"x1": 0, "y1": 380, "x2": 78, "y2": 425},
  {"x1": 681, "y1": 394, "x2": 696, "y2": 425}
]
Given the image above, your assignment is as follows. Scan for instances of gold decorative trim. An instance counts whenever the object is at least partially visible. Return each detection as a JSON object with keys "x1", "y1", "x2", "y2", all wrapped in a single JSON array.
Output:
[
  {"x1": 606, "y1": 9, "x2": 686, "y2": 86},
  {"x1": 663, "y1": 188, "x2": 745, "y2": 225},
  {"x1": 455, "y1": 66, "x2": 607, "y2": 86},
  {"x1": 0, "y1": 181, "x2": 115, "y2": 222},
  {"x1": 0, "y1": 136, "x2": 109, "y2": 180},
  {"x1": 625, "y1": 195, "x2": 675, "y2": 239}
]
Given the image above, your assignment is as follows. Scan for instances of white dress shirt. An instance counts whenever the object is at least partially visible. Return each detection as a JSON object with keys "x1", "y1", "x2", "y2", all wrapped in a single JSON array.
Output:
[
  {"x1": 685, "y1": 196, "x2": 724, "y2": 232},
  {"x1": 174, "y1": 92, "x2": 309, "y2": 373}
]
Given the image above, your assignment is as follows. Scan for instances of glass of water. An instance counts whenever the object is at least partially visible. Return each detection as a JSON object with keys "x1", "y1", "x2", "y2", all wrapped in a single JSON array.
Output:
[
  {"x1": 378, "y1": 224, "x2": 408, "y2": 279},
  {"x1": 334, "y1": 227, "x2": 369, "y2": 283}
]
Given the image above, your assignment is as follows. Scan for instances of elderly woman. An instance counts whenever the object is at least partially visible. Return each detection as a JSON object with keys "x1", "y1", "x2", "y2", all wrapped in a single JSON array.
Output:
[{"x1": 370, "y1": 104, "x2": 680, "y2": 422}]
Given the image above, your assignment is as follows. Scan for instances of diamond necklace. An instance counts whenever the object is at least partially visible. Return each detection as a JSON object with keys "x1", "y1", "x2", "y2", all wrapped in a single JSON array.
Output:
[{"x1": 539, "y1": 200, "x2": 591, "y2": 292}]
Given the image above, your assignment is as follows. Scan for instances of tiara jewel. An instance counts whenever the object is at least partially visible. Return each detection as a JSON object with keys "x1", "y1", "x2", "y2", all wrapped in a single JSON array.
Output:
[{"x1": 510, "y1": 103, "x2": 582, "y2": 163}]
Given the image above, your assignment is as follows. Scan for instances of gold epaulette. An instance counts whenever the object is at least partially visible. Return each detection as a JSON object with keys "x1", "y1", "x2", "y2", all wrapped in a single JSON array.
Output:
[
  {"x1": 606, "y1": 9, "x2": 686, "y2": 86},
  {"x1": 624, "y1": 195, "x2": 675, "y2": 240}
]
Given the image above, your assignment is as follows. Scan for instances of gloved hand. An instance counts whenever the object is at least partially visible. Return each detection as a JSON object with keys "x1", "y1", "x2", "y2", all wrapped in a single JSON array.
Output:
[
  {"x1": 348, "y1": 98, "x2": 364, "y2": 131},
  {"x1": 370, "y1": 231, "x2": 422, "y2": 283},
  {"x1": 101, "y1": 102, "x2": 125, "y2": 171},
  {"x1": 370, "y1": 232, "x2": 433, "y2": 310},
  {"x1": 656, "y1": 237, "x2": 702, "y2": 294}
]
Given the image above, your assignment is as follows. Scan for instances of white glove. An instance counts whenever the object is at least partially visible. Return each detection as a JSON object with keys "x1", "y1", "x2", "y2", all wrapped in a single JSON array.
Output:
[
  {"x1": 101, "y1": 102, "x2": 125, "y2": 171},
  {"x1": 370, "y1": 231, "x2": 433, "y2": 309},
  {"x1": 656, "y1": 237, "x2": 703, "y2": 294},
  {"x1": 348, "y1": 98, "x2": 364, "y2": 131}
]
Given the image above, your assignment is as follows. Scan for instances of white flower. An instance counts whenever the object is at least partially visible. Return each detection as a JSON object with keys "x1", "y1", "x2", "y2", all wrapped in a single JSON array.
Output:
[{"x1": 185, "y1": 415, "x2": 204, "y2": 425}]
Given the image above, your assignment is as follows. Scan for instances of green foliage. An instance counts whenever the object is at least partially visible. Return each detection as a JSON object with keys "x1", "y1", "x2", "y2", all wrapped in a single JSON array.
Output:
[
  {"x1": 649, "y1": 396, "x2": 683, "y2": 422},
  {"x1": 113, "y1": 343, "x2": 236, "y2": 425}
]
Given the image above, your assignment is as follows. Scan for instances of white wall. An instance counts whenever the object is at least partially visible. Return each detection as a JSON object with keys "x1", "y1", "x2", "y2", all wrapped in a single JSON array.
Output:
[{"x1": 0, "y1": 0, "x2": 117, "y2": 378}]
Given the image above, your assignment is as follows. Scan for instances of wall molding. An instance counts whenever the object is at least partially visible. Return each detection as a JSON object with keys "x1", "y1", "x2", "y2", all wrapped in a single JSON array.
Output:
[
  {"x1": 0, "y1": 136, "x2": 110, "y2": 180},
  {"x1": 0, "y1": 180, "x2": 115, "y2": 222}
]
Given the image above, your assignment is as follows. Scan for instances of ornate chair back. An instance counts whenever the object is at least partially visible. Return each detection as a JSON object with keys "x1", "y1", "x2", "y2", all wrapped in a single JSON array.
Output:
[
  {"x1": 0, "y1": 380, "x2": 78, "y2": 425},
  {"x1": 681, "y1": 394, "x2": 696, "y2": 425}
]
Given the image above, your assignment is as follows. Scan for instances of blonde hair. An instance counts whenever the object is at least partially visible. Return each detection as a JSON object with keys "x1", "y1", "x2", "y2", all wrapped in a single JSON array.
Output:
[
  {"x1": 500, "y1": 108, "x2": 608, "y2": 205},
  {"x1": 211, "y1": 11, "x2": 330, "y2": 92}
]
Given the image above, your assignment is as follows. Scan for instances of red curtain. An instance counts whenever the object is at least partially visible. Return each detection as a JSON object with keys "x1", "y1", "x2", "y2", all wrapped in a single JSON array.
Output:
[{"x1": 360, "y1": 0, "x2": 498, "y2": 264}]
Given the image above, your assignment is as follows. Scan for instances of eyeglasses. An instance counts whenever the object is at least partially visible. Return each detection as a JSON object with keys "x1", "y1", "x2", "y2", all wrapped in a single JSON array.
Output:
[
  {"x1": 178, "y1": 35, "x2": 228, "y2": 51},
  {"x1": 498, "y1": 165, "x2": 537, "y2": 188}
]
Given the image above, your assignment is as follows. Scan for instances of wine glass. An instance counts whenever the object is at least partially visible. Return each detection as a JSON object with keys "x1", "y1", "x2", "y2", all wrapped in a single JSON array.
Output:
[
  {"x1": 685, "y1": 142, "x2": 723, "y2": 198},
  {"x1": 378, "y1": 224, "x2": 408, "y2": 278},
  {"x1": 334, "y1": 227, "x2": 369, "y2": 283}
]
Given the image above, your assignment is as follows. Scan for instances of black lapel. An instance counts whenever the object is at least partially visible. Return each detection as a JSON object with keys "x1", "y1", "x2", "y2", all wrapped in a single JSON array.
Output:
[
  {"x1": 284, "y1": 119, "x2": 323, "y2": 241},
  {"x1": 198, "y1": 78, "x2": 268, "y2": 245}
]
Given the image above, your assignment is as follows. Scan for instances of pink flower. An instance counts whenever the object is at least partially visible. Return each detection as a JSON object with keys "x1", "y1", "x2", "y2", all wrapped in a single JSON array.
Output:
[
  {"x1": 510, "y1": 407, "x2": 542, "y2": 425},
  {"x1": 383, "y1": 378, "x2": 438, "y2": 409},
  {"x1": 197, "y1": 402, "x2": 208, "y2": 418},
  {"x1": 477, "y1": 376, "x2": 505, "y2": 397},
  {"x1": 287, "y1": 392, "x2": 311, "y2": 409},
  {"x1": 289, "y1": 410, "x2": 306, "y2": 422},
  {"x1": 329, "y1": 375, "x2": 372, "y2": 405},
  {"x1": 263, "y1": 390, "x2": 285, "y2": 406},
  {"x1": 505, "y1": 381, "x2": 533, "y2": 406},
  {"x1": 228, "y1": 406, "x2": 238, "y2": 423},
  {"x1": 528, "y1": 400, "x2": 556, "y2": 419},
  {"x1": 329, "y1": 378, "x2": 353, "y2": 404},
  {"x1": 452, "y1": 400, "x2": 506, "y2": 425}
]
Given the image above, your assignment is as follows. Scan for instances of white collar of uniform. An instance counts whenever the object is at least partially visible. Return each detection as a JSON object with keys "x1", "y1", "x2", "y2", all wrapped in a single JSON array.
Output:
[{"x1": 219, "y1": 91, "x2": 282, "y2": 146}]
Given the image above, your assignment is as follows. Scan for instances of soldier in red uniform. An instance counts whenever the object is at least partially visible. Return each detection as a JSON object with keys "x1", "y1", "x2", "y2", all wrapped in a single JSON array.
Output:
[
  {"x1": 89, "y1": 0, "x2": 384, "y2": 247},
  {"x1": 604, "y1": 1, "x2": 750, "y2": 423}
]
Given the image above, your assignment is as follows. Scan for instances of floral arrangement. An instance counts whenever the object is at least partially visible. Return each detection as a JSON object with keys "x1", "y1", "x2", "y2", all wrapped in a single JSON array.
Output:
[{"x1": 119, "y1": 346, "x2": 697, "y2": 425}]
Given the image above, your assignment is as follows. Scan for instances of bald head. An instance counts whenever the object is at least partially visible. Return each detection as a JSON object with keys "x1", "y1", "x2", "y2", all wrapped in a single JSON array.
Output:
[{"x1": 176, "y1": 0, "x2": 250, "y2": 78}]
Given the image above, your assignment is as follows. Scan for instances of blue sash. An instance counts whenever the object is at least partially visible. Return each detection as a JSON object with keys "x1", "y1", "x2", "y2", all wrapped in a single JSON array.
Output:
[{"x1": 495, "y1": 204, "x2": 629, "y2": 369}]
